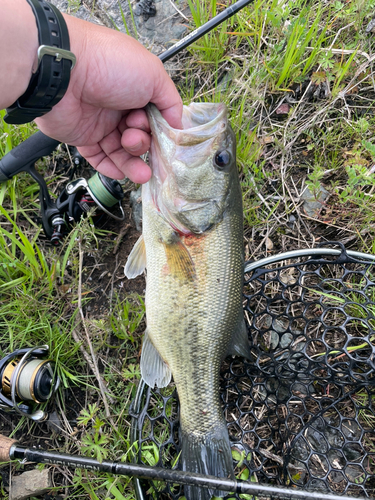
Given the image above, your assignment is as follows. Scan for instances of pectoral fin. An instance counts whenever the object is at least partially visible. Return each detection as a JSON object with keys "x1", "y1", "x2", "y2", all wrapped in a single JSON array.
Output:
[
  {"x1": 163, "y1": 239, "x2": 196, "y2": 281},
  {"x1": 124, "y1": 235, "x2": 146, "y2": 279},
  {"x1": 141, "y1": 330, "x2": 172, "y2": 388},
  {"x1": 227, "y1": 314, "x2": 252, "y2": 360}
]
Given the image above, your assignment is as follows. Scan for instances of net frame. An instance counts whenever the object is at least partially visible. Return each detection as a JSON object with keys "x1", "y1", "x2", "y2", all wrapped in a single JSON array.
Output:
[{"x1": 129, "y1": 243, "x2": 375, "y2": 500}]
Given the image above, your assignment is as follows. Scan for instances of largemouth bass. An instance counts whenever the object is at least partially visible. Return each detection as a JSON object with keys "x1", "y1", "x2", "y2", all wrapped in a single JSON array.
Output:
[{"x1": 125, "y1": 102, "x2": 250, "y2": 500}]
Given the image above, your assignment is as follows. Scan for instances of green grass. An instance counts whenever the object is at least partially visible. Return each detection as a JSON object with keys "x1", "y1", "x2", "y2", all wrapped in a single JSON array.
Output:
[{"x1": 3, "y1": 0, "x2": 375, "y2": 497}]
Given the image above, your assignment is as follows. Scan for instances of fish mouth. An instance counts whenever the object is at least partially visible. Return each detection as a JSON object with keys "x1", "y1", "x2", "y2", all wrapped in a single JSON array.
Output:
[
  {"x1": 146, "y1": 103, "x2": 230, "y2": 234},
  {"x1": 146, "y1": 103, "x2": 228, "y2": 146}
]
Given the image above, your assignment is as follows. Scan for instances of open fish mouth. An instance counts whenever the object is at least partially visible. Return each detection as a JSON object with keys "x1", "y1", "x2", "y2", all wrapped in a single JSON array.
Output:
[
  {"x1": 180, "y1": 102, "x2": 227, "y2": 134},
  {"x1": 147, "y1": 103, "x2": 228, "y2": 147}
]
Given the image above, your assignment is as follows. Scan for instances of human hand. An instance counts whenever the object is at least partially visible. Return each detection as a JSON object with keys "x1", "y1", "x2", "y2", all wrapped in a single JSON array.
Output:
[{"x1": 35, "y1": 14, "x2": 182, "y2": 183}]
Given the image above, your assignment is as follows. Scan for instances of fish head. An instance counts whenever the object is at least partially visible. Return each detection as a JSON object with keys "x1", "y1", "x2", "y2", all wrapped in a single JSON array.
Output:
[{"x1": 147, "y1": 102, "x2": 236, "y2": 234}]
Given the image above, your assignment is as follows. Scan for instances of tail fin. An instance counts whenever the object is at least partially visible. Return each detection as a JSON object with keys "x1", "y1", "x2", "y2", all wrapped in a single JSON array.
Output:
[{"x1": 181, "y1": 422, "x2": 234, "y2": 500}]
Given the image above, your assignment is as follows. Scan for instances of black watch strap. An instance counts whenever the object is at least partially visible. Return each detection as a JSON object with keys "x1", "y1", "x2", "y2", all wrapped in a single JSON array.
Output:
[{"x1": 4, "y1": 0, "x2": 76, "y2": 125}]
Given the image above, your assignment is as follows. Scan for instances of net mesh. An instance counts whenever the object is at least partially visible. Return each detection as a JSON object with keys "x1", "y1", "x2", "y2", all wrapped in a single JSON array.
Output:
[{"x1": 130, "y1": 244, "x2": 375, "y2": 499}]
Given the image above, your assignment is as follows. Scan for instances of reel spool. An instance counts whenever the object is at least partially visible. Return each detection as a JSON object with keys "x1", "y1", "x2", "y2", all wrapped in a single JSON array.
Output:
[
  {"x1": 66, "y1": 172, "x2": 125, "y2": 222},
  {"x1": 0, "y1": 346, "x2": 60, "y2": 421},
  {"x1": 130, "y1": 243, "x2": 375, "y2": 500}
]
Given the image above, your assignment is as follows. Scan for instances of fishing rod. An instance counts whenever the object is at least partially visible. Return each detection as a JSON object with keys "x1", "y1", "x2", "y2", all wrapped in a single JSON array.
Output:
[
  {"x1": 159, "y1": 0, "x2": 253, "y2": 63},
  {"x1": 0, "y1": 0, "x2": 253, "y2": 243},
  {"x1": 0, "y1": 434, "x2": 367, "y2": 500}
]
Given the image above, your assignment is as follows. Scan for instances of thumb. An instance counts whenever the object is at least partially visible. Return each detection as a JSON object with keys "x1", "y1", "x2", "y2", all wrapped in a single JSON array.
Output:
[{"x1": 151, "y1": 58, "x2": 183, "y2": 130}]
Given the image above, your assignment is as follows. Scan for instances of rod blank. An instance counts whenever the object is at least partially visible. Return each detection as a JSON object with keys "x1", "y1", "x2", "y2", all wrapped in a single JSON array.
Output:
[
  {"x1": 8, "y1": 444, "x2": 367, "y2": 500},
  {"x1": 159, "y1": 0, "x2": 254, "y2": 62}
]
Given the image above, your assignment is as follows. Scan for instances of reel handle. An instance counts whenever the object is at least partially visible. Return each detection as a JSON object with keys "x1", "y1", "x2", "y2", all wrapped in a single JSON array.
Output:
[
  {"x1": 0, "y1": 131, "x2": 60, "y2": 182},
  {"x1": 0, "y1": 434, "x2": 16, "y2": 462}
]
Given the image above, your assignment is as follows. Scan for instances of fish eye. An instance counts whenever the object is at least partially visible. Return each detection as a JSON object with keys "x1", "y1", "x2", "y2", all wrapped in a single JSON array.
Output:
[{"x1": 213, "y1": 150, "x2": 231, "y2": 170}]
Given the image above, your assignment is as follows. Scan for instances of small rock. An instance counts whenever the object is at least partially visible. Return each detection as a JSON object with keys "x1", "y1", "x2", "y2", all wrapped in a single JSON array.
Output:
[
  {"x1": 366, "y1": 17, "x2": 375, "y2": 32},
  {"x1": 130, "y1": 188, "x2": 143, "y2": 232},
  {"x1": 275, "y1": 103, "x2": 291, "y2": 115},
  {"x1": 46, "y1": 410, "x2": 62, "y2": 435},
  {"x1": 259, "y1": 135, "x2": 275, "y2": 145},
  {"x1": 287, "y1": 214, "x2": 296, "y2": 229},
  {"x1": 260, "y1": 330, "x2": 279, "y2": 351},
  {"x1": 280, "y1": 332, "x2": 293, "y2": 348},
  {"x1": 301, "y1": 185, "x2": 329, "y2": 217},
  {"x1": 11, "y1": 469, "x2": 51, "y2": 500},
  {"x1": 273, "y1": 318, "x2": 288, "y2": 333}
]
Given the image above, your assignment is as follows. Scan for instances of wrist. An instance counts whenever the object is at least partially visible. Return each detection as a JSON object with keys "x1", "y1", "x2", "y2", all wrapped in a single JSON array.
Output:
[
  {"x1": 0, "y1": 0, "x2": 39, "y2": 109},
  {"x1": 59, "y1": 13, "x2": 87, "y2": 97}
]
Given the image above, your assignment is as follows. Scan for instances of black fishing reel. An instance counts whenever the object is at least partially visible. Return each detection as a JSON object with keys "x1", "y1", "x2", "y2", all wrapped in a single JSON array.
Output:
[
  {"x1": 0, "y1": 346, "x2": 60, "y2": 421},
  {"x1": 0, "y1": 131, "x2": 125, "y2": 245},
  {"x1": 46, "y1": 170, "x2": 125, "y2": 245}
]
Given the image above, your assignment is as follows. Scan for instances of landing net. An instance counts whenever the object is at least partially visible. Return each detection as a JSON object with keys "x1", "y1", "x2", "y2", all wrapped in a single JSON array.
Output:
[{"x1": 130, "y1": 243, "x2": 375, "y2": 499}]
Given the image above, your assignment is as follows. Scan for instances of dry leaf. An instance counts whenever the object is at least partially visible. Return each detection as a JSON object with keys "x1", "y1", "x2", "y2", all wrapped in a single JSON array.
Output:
[
  {"x1": 260, "y1": 135, "x2": 274, "y2": 145},
  {"x1": 265, "y1": 237, "x2": 274, "y2": 250}
]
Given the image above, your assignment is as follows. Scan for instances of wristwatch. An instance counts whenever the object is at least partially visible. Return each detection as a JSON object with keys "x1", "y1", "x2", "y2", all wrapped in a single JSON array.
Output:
[{"x1": 4, "y1": 0, "x2": 76, "y2": 125}]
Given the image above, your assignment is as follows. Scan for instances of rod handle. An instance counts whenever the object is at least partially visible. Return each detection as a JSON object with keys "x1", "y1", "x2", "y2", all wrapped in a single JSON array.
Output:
[
  {"x1": 0, "y1": 435, "x2": 17, "y2": 462},
  {"x1": 0, "y1": 131, "x2": 60, "y2": 182}
]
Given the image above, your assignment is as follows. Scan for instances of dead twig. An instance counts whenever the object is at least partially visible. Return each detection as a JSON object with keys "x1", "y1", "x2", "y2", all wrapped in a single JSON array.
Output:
[
  {"x1": 168, "y1": 0, "x2": 189, "y2": 21},
  {"x1": 77, "y1": 240, "x2": 115, "y2": 425},
  {"x1": 113, "y1": 223, "x2": 131, "y2": 254}
]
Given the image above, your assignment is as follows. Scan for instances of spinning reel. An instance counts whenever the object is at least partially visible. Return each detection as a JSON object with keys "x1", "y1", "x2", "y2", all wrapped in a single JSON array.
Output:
[
  {"x1": 0, "y1": 346, "x2": 59, "y2": 421},
  {"x1": 0, "y1": 131, "x2": 125, "y2": 245}
]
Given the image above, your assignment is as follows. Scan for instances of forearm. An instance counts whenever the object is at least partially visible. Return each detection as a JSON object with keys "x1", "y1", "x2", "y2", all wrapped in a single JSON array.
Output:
[{"x1": 0, "y1": 0, "x2": 39, "y2": 109}]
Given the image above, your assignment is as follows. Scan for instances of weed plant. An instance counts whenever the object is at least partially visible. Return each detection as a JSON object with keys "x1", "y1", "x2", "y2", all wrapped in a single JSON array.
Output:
[{"x1": 3, "y1": 0, "x2": 375, "y2": 498}]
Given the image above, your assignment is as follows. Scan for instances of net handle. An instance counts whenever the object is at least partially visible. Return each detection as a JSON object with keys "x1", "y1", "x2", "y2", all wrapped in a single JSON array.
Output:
[{"x1": 245, "y1": 247, "x2": 375, "y2": 273}]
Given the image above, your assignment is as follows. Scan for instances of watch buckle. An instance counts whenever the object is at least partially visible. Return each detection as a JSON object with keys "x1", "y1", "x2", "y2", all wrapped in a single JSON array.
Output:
[{"x1": 37, "y1": 45, "x2": 76, "y2": 69}]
